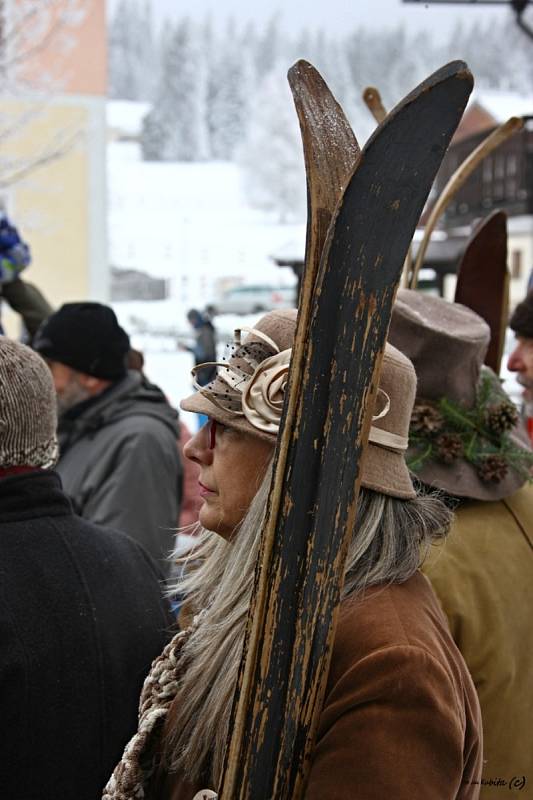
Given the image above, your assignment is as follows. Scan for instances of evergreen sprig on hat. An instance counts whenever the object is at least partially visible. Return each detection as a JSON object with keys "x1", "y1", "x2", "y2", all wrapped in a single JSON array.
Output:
[{"x1": 408, "y1": 371, "x2": 533, "y2": 484}]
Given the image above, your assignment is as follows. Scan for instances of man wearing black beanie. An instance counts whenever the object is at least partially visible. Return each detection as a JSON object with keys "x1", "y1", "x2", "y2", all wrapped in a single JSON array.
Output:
[{"x1": 34, "y1": 302, "x2": 182, "y2": 573}]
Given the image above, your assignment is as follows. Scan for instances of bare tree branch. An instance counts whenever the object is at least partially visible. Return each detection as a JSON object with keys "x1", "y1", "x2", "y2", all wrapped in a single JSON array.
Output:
[{"x1": 0, "y1": 0, "x2": 88, "y2": 188}]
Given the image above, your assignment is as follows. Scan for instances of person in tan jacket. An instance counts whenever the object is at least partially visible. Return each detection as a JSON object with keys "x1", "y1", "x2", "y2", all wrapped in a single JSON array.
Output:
[
  {"x1": 104, "y1": 310, "x2": 482, "y2": 800},
  {"x1": 389, "y1": 290, "x2": 533, "y2": 800}
]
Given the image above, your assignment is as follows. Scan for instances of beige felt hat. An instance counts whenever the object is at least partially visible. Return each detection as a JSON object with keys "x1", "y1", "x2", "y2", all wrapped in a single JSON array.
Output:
[
  {"x1": 389, "y1": 289, "x2": 533, "y2": 501},
  {"x1": 181, "y1": 309, "x2": 417, "y2": 499}
]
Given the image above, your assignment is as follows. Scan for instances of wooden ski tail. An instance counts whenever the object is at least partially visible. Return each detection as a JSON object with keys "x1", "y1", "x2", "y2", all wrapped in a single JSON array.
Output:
[
  {"x1": 363, "y1": 86, "x2": 387, "y2": 124},
  {"x1": 454, "y1": 210, "x2": 509, "y2": 374},
  {"x1": 219, "y1": 61, "x2": 473, "y2": 800}
]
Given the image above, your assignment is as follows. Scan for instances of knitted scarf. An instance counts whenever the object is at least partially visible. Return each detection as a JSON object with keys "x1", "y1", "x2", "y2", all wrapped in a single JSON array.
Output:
[{"x1": 102, "y1": 613, "x2": 205, "y2": 800}]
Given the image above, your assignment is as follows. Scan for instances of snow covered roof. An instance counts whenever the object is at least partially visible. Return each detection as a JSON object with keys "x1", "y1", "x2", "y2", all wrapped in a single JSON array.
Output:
[
  {"x1": 107, "y1": 100, "x2": 151, "y2": 137},
  {"x1": 470, "y1": 90, "x2": 533, "y2": 123}
]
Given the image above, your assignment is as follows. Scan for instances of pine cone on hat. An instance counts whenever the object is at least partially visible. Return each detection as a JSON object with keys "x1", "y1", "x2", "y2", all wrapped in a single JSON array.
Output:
[
  {"x1": 435, "y1": 433, "x2": 464, "y2": 464},
  {"x1": 477, "y1": 455, "x2": 508, "y2": 483},
  {"x1": 411, "y1": 402, "x2": 444, "y2": 434},
  {"x1": 485, "y1": 401, "x2": 519, "y2": 435}
]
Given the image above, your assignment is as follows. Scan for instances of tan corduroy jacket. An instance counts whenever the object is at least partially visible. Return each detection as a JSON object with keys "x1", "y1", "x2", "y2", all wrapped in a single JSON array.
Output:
[
  {"x1": 423, "y1": 483, "x2": 533, "y2": 800},
  {"x1": 155, "y1": 571, "x2": 482, "y2": 800}
]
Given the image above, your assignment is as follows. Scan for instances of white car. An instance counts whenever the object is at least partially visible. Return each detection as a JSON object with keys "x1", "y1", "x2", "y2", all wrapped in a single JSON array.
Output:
[{"x1": 213, "y1": 285, "x2": 297, "y2": 315}]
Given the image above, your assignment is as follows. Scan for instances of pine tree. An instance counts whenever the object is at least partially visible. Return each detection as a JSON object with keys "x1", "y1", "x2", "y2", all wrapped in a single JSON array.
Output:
[
  {"x1": 108, "y1": 0, "x2": 157, "y2": 101},
  {"x1": 141, "y1": 18, "x2": 209, "y2": 162},
  {"x1": 209, "y1": 21, "x2": 254, "y2": 160},
  {"x1": 238, "y1": 64, "x2": 306, "y2": 222}
]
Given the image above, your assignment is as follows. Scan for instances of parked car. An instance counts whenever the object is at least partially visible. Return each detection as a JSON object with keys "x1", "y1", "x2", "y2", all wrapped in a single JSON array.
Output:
[{"x1": 212, "y1": 284, "x2": 297, "y2": 315}]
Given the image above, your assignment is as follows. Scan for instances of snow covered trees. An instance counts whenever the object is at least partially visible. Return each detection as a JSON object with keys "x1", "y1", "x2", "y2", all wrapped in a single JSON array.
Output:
[
  {"x1": 108, "y1": 5, "x2": 533, "y2": 217},
  {"x1": 142, "y1": 19, "x2": 208, "y2": 162},
  {"x1": 108, "y1": 0, "x2": 156, "y2": 102},
  {"x1": 239, "y1": 66, "x2": 306, "y2": 223}
]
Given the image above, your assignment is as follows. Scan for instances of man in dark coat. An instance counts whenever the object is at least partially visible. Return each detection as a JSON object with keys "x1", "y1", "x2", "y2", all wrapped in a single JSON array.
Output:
[
  {"x1": 33, "y1": 302, "x2": 182, "y2": 573},
  {"x1": 0, "y1": 335, "x2": 174, "y2": 800}
]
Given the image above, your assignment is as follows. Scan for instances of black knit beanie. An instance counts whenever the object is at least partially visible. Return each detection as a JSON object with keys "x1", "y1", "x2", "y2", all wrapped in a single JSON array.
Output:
[
  {"x1": 33, "y1": 302, "x2": 130, "y2": 380},
  {"x1": 510, "y1": 292, "x2": 533, "y2": 339}
]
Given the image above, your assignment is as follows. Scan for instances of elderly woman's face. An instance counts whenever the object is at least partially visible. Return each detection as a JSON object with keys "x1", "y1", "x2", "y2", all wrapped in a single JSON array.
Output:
[{"x1": 184, "y1": 419, "x2": 274, "y2": 539}]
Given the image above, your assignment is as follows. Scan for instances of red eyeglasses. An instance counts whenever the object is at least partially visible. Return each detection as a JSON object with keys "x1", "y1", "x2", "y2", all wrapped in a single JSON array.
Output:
[{"x1": 206, "y1": 418, "x2": 217, "y2": 450}]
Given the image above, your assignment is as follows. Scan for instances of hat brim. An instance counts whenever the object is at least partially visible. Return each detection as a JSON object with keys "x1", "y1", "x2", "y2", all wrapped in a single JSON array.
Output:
[
  {"x1": 361, "y1": 442, "x2": 416, "y2": 500},
  {"x1": 409, "y1": 369, "x2": 532, "y2": 501},
  {"x1": 180, "y1": 390, "x2": 277, "y2": 444},
  {"x1": 411, "y1": 426, "x2": 529, "y2": 501}
]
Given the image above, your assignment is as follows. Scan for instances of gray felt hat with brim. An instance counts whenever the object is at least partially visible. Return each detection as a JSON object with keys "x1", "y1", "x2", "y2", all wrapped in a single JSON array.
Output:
[
  {"x1": 389, "y1": 289, "x2": 532, "y2": 501},
  {"x1": 181, "y1": 308, "x2": 417, "y2": 500}
]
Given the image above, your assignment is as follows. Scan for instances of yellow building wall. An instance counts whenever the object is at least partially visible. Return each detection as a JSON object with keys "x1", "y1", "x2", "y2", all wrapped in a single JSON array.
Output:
[
  {"x1": 2, "y1": 0, "x2": 108, "y2": 337},
  {"x1": 2, "y1": 98, "x2": 107, "y2": 336}
]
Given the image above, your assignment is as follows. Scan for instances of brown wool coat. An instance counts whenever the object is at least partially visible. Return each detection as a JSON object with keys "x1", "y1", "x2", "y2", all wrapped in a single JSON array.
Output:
[
  {"x1": 154, "y1": 571, "x2": 482, "y2": 800},
  {"x1": 422, "y1": 483, "x2": 533, "y2": 800}
]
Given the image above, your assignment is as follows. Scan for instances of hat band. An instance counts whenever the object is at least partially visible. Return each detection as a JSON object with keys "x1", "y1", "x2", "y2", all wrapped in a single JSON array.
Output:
[
  {"x1": 192, "y1": 333, "x2": 408, "y2": 452},
  {"x1": 368, "y1": 427, "x2": 408, "y2": 453}
]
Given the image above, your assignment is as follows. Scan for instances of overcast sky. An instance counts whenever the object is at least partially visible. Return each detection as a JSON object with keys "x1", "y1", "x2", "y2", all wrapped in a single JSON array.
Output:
[{"x1": 108, "y1": 0, "x2": 519, "y2": 41}]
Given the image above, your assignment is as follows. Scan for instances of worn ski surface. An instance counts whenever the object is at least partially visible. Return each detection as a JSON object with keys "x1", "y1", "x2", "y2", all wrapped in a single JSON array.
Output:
[
  {"x1": 220, "y1": 60, "x2": 473, "y2": 800},
  {"x1": 455, "y1": 210, "x2": 509, "y2": 374}
]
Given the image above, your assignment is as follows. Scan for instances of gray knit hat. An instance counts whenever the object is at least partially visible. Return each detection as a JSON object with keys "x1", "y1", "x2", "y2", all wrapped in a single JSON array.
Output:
[{"x1": 0, "y1": 337, "x2": 58, "y2": 469}]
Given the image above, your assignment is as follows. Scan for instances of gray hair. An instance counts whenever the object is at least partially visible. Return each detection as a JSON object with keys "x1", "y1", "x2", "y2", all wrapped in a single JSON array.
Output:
[{"x1": 163, "y1": 464, "x2": 452, "y2": 787}]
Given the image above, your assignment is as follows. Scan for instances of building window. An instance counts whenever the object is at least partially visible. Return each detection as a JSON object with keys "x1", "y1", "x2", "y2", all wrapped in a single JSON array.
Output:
[
  {"x1": 482, "y1": 158, "x2": 492, "y2": 183},
  {"x1": 494, "y1": 156, "x2": 505, "y2": 180},
  {"x1": 511, "y1": 250, "x2": 522, "y2": 279},
  {"x1": 507, "y1": 154, "x2": 518, "y2": 176},
  {"x1": 506, "y1": 179, "x2": 517, "y2": 199}
]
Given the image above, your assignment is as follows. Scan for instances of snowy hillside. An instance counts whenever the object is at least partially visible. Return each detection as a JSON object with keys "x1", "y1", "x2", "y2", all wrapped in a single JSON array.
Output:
[
  {"x1": 108, "y1": 142, "x2": 301, "y2": 305},
  {"x1": 108, "y1": 139, "x2": 301, "y2": 426}
]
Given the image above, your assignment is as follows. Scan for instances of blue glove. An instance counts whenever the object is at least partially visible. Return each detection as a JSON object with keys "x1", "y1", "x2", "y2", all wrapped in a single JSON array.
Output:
[{"x1": 0, "y1": 213, "x2": 31, "y2": 283}]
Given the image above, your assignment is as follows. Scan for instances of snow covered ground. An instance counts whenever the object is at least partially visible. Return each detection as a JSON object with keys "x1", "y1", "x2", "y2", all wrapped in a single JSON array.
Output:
[{"x1": 108, "y1": 142, "x2": 301, "y2": 305}]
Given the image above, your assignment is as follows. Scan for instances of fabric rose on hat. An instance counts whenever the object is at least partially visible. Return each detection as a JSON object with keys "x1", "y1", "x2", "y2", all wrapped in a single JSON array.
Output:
[{"x1": 242, "y1": 349, "x2": 291, "y2": 434}]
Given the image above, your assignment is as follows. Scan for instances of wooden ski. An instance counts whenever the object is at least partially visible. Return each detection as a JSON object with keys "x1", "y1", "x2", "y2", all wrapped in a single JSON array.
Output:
[
  {"x1": 454, "y1": 210, "x2": 509, "y2": 374},
  {"x1": 288, "y1": 60, "x2": 360, "y2": 316},
  {"x1": 219, "y1": 60, "x2": 473, "y2": 800},
  {"x1": 363, "y1": 85, "x2": 387, "y2": 124}
]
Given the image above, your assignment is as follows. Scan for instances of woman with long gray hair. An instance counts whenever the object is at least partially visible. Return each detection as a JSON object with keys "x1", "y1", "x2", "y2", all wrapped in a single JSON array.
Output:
[{"x1": 104, "y1": 309, "x2": 482, "y2": 800}]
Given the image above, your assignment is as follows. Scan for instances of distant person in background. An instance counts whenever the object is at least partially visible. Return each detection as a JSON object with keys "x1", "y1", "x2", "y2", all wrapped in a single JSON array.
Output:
[
  {"x1": 179, "y1": 308, "x2": 217, "y2": 428},
  {"x1": 508, "y1": 291, "x2": 533, "y2": 444},
  {"x1": 180, "y1": 308, "x2": 217, "y2": 386},
  {"x1": 0, "y1": 210, "x2": 52, "y2": 339},
  {"x1": 0, "y1": 336, "x2": 174, "y2": 800},
  {"x1": 33, "y1": 302, "x2": 182, "y2": 574}
]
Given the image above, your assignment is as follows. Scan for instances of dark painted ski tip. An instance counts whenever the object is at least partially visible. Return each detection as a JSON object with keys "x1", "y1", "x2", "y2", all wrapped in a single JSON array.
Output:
[{"x1": 362, "y1": 60, "x2": 473, "y2": 152}]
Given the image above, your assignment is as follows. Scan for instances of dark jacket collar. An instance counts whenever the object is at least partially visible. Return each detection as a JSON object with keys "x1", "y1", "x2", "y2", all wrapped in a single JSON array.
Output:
[
  {"x1": 58, "y1": 371, "x2": 179, "y2": 452},
  {"x1": 0, "y1": 470, "x2": 72, "y2": 522}
]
